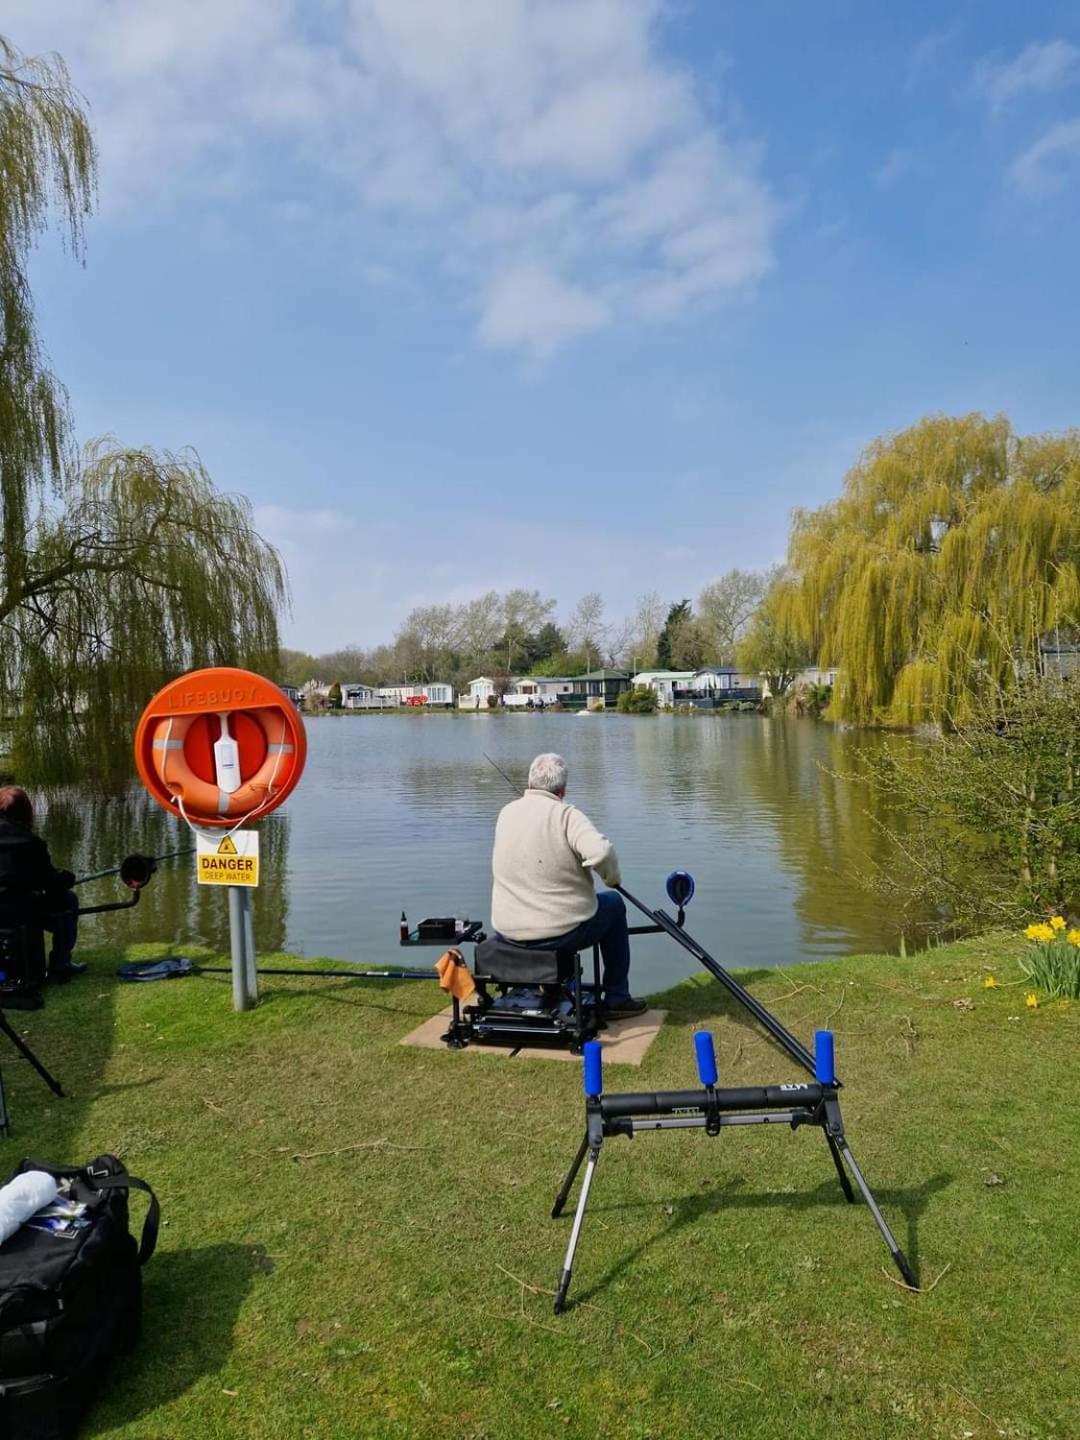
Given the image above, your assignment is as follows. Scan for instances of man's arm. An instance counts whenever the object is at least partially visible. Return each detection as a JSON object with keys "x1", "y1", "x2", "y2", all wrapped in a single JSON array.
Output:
[{"x1": 564, "y1": 806, "x2": 622, "y2": 888}]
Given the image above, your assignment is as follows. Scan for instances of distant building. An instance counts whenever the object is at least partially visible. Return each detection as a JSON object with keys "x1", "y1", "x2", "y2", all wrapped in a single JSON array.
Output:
[
  {"x1": 631, "y1": 670, "x2": 695, "y2": 705},
  {"x1": 377, "y1": 682, "x2": 455, "y2": 707},
  {"x1": 568, "y1": 669, "x2": 631, "y2": 708},
  {"x1": 342, "y1": 683, "x2": 388, "y2": 709},
  {"x1": 280, "y1": 684, "x2": 301, "y2": 706},
  {"x1": 461, "y1": 676, "x2": 503, "y2": 707},
  {"x1": 506, "y1": 677, "x2": 577, "y2": 706},
  {"x1": 791, "y1": 667, "x2": 839, "y2": 689}
]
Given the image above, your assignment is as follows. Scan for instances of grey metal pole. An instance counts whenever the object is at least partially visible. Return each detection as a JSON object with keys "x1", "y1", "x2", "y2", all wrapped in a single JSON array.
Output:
[
  {"x1": 228, "y1": 886, "x2": 257, "y2": 1011},
  {"x1": 241, "y1": 887, "x2": 258, "y2": 1003}
]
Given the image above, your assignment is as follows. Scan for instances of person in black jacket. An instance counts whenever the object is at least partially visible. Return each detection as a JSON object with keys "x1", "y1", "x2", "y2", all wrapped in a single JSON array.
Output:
[{"x1": 0, "y1": 786, "x2": 84, "y2": 981}]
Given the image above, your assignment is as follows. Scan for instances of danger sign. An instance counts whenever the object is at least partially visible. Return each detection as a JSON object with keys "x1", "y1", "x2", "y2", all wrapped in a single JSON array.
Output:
[{"x1": 196, "y1": 830, "x2": 260, "y2": 887}]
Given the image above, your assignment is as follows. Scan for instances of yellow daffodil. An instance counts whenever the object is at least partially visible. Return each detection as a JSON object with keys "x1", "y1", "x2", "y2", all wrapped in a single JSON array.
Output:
[
  {"x1": 1068, "y1": 930, "x2": 1080, "y2": 948},
  {"x1": 1024, "y1": 923, "x2": 1054, "y2": 943},
  {"x1": 983, "y1": 976, "x2": 998, "y2": 988},
  {"x1": 1050, "y1": 916, "x2": 1066, "y2": 931},
  {"x1": 1025, "y1": 992, "x2": 1039, "y2": 1008}
]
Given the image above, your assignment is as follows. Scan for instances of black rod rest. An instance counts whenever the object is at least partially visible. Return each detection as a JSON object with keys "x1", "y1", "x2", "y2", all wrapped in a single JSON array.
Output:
[{"x1": 549, "y1": 1026, "x2": 919, "y2": 1315}]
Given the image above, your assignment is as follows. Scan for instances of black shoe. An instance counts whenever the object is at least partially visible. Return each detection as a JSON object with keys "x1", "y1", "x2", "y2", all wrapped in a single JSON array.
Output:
[
  {"x1": 48, "y1": 961, "x2": 87, "y2": 984},
  {"x1": 604, "y1": 995, "x2": 648, "y2": 1019}
]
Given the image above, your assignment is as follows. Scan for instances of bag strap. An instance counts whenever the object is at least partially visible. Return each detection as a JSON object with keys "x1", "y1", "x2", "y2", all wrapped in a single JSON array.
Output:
[{"x1": 86, "y1": 1173, "x2": 160, "y2": 1266}]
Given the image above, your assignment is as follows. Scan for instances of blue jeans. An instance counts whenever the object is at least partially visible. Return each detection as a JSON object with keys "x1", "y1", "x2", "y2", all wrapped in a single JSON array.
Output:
[{"x1": 522, "y1": 891, "x2": 632, "y2": 1001}]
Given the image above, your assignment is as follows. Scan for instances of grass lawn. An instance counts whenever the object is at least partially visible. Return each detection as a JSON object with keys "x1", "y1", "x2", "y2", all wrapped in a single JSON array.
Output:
[{"x1": 0, "y1": 934, "x2": 1075, "y2": 1439}]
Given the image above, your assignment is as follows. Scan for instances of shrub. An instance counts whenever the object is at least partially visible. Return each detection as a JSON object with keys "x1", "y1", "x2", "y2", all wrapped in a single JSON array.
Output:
[
  {"x1": 617, "y1": 687, "x2": 657, "y2": 714},
  {"x1": 847, "y1": 678, "x2": 1080, "y2": 933}
]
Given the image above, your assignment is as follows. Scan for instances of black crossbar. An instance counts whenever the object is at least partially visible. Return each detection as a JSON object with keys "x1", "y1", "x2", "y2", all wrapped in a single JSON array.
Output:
[{"x1": 601, "y1": 1082, "x2": 824, "y2": 1120}]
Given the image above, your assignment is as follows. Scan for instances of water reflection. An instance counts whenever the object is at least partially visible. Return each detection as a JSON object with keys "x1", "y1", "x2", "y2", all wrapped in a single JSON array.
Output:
[
  {"x1": 37, "y1": 716, "x2": 919, "y2": 990},
  {"x1": 42, "y1": 788, "x2": 289, "y2": 954}
]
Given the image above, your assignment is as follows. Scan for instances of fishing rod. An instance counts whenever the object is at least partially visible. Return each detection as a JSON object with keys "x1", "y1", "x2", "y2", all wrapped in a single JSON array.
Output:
[
  {"x1": 73, "y1": 847, "x2": 194, "y2": 887},
  {"x1": 482, "y1": 752, "x2": 521, "y2": 794}
]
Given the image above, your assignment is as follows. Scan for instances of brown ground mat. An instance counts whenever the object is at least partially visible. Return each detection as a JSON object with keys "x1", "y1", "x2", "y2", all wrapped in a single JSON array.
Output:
[{"x1": 400, "y1": 1005, "x2": 667, "y2": 1065}]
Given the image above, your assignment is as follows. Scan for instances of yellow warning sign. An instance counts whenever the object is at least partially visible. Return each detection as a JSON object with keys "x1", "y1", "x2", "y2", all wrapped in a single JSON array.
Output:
[{"x1": 196, "y1": 830, "x2": 259, "y2": 887}]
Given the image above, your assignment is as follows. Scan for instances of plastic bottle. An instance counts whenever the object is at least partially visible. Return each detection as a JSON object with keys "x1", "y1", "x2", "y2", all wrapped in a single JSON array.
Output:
[{"x1": 0, "y1": 1171, "x2": 59, "y2": 1246}]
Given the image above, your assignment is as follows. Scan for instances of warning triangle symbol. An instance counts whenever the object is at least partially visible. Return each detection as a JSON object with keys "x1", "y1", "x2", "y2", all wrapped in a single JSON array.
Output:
[{"x1": 217, "y1": 836, "x2": 238, "y2": 855}]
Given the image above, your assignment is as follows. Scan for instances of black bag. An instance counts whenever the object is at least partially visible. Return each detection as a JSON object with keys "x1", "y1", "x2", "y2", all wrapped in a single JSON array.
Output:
[{"x1": 0, "y1": 1154, "x2": 159, "y2": 1440}]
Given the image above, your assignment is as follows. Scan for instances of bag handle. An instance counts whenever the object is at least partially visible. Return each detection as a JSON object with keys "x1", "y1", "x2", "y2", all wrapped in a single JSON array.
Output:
[{"x1": 86, "y1": 1173, "x2": 160, "y2": 1266}]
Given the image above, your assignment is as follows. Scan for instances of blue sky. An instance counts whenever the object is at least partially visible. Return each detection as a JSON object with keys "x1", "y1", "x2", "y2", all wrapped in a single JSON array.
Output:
[{"x1": 9, "y1": 0, "x2": 1080, "y2": 650}]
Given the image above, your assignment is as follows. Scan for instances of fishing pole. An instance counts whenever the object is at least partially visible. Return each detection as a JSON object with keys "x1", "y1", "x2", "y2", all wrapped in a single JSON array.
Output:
[
  {"x1": 73, "y1": 847, "x2": 194, "y2": 887},
  {"x1": 483, "y1": 752, "x2": 522, "y2": 795}
]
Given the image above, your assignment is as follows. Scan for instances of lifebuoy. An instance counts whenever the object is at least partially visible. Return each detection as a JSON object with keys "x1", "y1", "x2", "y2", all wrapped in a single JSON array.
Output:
[{"x1": 150, "y1": 709, "x2": 295, "y2": 822}]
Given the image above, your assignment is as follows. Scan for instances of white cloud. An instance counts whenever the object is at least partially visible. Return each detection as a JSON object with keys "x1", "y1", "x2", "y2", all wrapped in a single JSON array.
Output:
[
  {"x1": 975, "y1": 39, "x2": 1080, "y2": 112},
  {"x1": 477, "y1": 262, "x2": 609, "y2": 360},
  {"x1": 11, "y1": 0, "x2": 778, "y2": 359},
  {"x1": 1007, "y1": 117, "x2": 1080, "y2": 193}
]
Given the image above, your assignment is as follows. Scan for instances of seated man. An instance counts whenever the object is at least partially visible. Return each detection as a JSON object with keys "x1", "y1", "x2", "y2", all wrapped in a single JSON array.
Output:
[
  {"x1": 0, "y1": 786, "x2": 84, "y2": 982},
  {"x1": 490, "y1": 753, "x2": 646, "y2": 1017}
]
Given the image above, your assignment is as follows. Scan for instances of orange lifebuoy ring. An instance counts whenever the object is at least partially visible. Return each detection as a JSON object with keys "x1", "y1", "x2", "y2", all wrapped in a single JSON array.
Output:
[
  {"x1": 151, "y1": 708, "x2": 295, "y2": 822},
  {"x1": 135, "y1": 667, "x2": 306, "y2": 827}
]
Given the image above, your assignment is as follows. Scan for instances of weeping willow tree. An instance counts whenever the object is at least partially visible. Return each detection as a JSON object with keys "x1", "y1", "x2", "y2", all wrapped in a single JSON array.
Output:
[
  {"x1": 774, "y1": 414, "x2": 1080, "y2": 724},
  {"x1": 1, "y1": 38, "x2": 285, "y2": 783}
]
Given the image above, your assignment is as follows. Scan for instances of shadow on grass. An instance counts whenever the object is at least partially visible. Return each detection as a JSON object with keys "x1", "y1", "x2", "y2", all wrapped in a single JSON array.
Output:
[
  {"x1": 86, "y1": 1242, "x2": 267, "y2": 1435},
  {"x1": 564, "y1": 1167, "x2": 952, "y2": 1309},
  {"x1": 0, "y1": 966, "x2": 119, "y2": 1162},
  {"x1": 648, "y1": 969, "x2": 821, "y2": 1072}
]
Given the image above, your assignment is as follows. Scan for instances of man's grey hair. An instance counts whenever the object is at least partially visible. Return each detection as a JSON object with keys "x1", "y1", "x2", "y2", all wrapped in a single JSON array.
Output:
[{"x1": 528, "y1": 752, "x2": 568, "y2": 795}]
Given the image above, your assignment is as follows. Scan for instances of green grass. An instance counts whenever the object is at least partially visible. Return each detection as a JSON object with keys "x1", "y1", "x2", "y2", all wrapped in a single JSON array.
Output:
[{"x1": 1, "y1": 935, "x2": 1076, "y2": 1439}]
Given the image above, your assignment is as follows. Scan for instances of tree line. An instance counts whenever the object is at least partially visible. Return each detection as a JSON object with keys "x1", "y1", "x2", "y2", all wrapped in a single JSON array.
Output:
[{"x1": 277, "y1": 570, "x2": 796, "y2": 692}]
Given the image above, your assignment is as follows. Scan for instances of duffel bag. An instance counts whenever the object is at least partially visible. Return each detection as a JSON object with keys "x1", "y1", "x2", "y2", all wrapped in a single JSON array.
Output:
[{"x1": 0, "y1": 1153, "x2": 159, "y2": 1440}]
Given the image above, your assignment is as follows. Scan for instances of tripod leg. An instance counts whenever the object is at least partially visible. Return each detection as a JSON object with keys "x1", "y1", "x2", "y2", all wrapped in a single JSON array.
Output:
[
  {"x1": 554, "y1": 1146, "x2": 600, "y2": 1314},
  {"x1": 551, "y1": 1131, "x2": 589, "y2": 1218},
  {"x1": 0, "y1": 1015, "x2": 65, "y2": 1097},
  {"x1": 825, "y1": 1131, "x2": 855, "y2": 1203},
  {"x1": 838, "y1": 1139, "x2": 918, "y2": 1288}
]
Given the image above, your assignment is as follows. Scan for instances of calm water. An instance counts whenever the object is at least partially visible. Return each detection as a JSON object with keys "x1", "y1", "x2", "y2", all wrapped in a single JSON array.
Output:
[{"x1": 42, "y1": 714, "x2": 911, "y2": 992}]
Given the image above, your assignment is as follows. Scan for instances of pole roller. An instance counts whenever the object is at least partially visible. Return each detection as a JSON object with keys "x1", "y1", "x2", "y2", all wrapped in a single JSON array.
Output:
[
  {"x1": 694, "y1": 1030, "x2": 718, "y2": 1087},
  {"x1": 815, "y1": 1030, "x2": 836, "y2": 1086},
  {"x1": 583, "y1": 1040, "x2": 603, "y2": 1097}
]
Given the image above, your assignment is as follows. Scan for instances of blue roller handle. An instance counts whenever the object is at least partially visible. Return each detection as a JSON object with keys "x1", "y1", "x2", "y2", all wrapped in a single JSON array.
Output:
[
  {"x1": 815, "y1": 1029, "x2": 836, "y2": 1086},
  {"x1": 583, "y1": 1040, "x2": 603, "y2": 1097},
  {"x1": 694, "y1": 1030, "x2": 718, "y2": 1087}
]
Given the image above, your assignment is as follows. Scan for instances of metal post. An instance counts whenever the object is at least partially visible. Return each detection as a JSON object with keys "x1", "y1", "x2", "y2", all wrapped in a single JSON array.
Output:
[{"x1": 229, "y1": 886, "x2": 258, "y2": 1011}]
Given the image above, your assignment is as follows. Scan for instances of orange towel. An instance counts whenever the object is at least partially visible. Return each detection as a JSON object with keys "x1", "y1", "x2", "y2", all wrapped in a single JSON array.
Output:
[{"x1": 435, "y1": 948, "x2": 475, "y2": 1002}]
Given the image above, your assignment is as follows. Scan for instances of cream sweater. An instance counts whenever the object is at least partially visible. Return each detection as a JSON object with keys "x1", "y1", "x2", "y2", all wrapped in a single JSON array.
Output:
[{"x1": 490, "y1": 788, "x2": 622, "y2": 941}]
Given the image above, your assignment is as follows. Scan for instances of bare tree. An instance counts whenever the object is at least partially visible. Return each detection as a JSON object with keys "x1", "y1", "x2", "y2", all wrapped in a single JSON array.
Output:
[
  {"x1": 697, "y1": 569, "x2": 769, "y2": 666},
  {"x1": 395, "y1": 604, "x2": 462, "y2": 682},
  {"x1": 566, "y1": 591, "x2": 606, "y2": 671},
  {"x1": 624, "y1": 591, "x2": 666, "y2": 671},
  {"x1": 500, "y1": 588, "x2": 556, "y2": 672},
  {"x1": 458, "y1": 590, "x2": 503, "y2": 668}
]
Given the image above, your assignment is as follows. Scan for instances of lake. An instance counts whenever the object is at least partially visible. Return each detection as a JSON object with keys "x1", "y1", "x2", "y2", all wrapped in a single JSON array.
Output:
[{"x1": 42, "y1": 713, "x2": 913, "y2": 992}]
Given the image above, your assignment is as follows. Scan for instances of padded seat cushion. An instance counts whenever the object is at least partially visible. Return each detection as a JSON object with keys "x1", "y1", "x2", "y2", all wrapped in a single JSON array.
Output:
[{"x1": 474, "y1": 937, "x2": 576, "y2": 986}]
